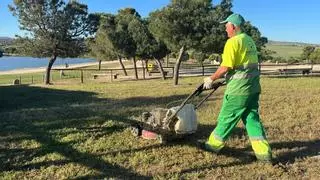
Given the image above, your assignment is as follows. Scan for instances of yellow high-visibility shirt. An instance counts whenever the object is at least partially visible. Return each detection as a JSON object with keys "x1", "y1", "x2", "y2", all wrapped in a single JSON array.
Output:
[
  {"x1": 221, "y1": 33, "x2": 259, "y2": 68},
  {"x1": 220, "y1": 33, "x2": 261, "y2": 95}
]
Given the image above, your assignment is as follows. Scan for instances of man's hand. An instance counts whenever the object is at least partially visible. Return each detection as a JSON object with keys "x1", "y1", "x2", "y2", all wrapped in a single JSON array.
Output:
[{"x1": 203, "y1": 77, "x2": 214, "y2": 89}]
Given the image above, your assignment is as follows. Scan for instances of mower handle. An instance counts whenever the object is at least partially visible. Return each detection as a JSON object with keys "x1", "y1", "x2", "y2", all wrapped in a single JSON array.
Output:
[
  {"x1": 165, "y1": 80, "x2": 225, "y2": 124},
  {"x1": 195, "y1": 81, "x2": 225, "y2": 109}
]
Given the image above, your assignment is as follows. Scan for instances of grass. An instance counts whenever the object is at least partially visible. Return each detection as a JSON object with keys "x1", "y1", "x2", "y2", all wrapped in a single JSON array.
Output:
[
  {"x1": 0, "y1": 76, "x2": 320, "y2": 179},
  {"x1": 266, "y1": 44, "x2": 304, "y2": 59}
]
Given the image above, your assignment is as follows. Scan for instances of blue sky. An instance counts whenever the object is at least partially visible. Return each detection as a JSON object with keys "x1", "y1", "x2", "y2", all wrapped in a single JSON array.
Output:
[{"x1": 1, "y1": 0, "x2": 320, "y2": 44}]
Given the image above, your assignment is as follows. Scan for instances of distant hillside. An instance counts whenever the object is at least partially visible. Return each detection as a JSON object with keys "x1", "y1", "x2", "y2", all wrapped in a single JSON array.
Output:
[
  {"x1": 267, "y1": 40, "x2": 320, "y2": 47},
  {"x1": 266, "y1": 40, "x2": 320, "y2": 59},
  {"x1": 0, "y1": 37, "x2": 14, "y2": 46}
]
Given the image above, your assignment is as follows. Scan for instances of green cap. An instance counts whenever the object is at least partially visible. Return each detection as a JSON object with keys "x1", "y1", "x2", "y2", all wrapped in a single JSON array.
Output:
[{"x1": 220, "y1": 13, "x2": 245, "y2": 26}]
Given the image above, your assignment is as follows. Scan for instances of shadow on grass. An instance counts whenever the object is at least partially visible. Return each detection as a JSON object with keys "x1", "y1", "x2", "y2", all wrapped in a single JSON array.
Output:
[
  {"x1": 272, "y1": 139, "x2": 320, "y2": 164},
  {"x1": 0, "y1": 84, "x2": 214, "y2": 179},
  {"x1": 0, "y1": 85, "x2": 156, "y2": 179},
  {"x1": 2, "y1": 84, "x2": 317, "y2": 178},
  {"x1": 0, "y1": 85, "x2": 96, "y2": 112},
  {"x1": 173, "y1": 139, "x2": 320, "y2": 176}
]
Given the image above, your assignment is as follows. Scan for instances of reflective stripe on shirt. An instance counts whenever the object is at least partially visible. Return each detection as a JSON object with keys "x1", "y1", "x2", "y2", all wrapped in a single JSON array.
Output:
[
  {"x1": 234, "y1": 63, "x2": 258, "y2": 70},
  {"x1": 226, "y1": 70, "x2": 260, "y2": 80}
]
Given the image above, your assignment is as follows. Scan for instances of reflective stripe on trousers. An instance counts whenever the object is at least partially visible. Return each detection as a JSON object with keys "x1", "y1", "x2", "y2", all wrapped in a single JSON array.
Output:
[
  {"x1": 251, "y1": 139, "x2": 272, "y2": 161},
  {"x1": 206, "y1": 132, "x2": 224, "y2": 153}
]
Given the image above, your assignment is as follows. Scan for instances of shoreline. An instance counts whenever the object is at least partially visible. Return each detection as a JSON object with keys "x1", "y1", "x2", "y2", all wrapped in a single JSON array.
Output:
[{"x1": 0, "y1": 62, "x2": 100, "y2": 75}]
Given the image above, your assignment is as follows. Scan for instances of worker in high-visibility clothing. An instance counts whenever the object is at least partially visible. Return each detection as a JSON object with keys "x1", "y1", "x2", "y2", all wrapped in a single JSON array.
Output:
[{"x1": 201, "y1": 13, "x2": 272, "y2": 162}]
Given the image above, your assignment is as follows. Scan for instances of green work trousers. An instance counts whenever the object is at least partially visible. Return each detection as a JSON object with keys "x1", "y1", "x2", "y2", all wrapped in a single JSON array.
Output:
[
  {"x1": 207, "y1": 93, "x2": 272, "y2": 161},
  {"x1": 214, "y1": 93, "x2": 266, "y2": 140}
]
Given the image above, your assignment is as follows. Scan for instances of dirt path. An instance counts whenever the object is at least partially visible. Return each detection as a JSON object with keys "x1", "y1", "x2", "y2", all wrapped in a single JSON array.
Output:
[{"x1": 0, "y1": 61, "x2": 116, "y2": 75}]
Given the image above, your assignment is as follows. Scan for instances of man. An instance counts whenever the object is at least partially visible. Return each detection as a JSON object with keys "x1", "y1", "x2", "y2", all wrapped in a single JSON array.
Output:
[{"x1": 201, "y1": 13, "x2": 272, "y2": 162}]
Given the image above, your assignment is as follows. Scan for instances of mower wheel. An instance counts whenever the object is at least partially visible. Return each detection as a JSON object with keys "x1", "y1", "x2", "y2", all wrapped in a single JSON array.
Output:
[
  {"x1": 158, "y1": 135, "x2": 167, "y2": 144},
  {"x1": 130, "y1": 126, "x2": 141, "y2": 137}
]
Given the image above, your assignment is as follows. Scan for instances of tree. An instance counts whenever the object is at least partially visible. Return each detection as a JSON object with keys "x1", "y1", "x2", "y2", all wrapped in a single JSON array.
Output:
[
  {"x1": 193, "y1": 51, "x2": 207, "y2": 65},
  {"x1": 202, "y1": 0, "x2": 232, "y2": 54},
  {"x1": 259, "y1": 48, "x2": 276, "y2": 61},
  {"x1": 310, "y1": 48, "x2": 320, "y2": 63},
  {"x1": 301, "y1": 46, "x2": 316, "y2": 60},
  {"x1": 89, "y1": 9, "x2": 147, "y2": 79},
  {"x1": 86, "y1": 12, "x2": 131, "y2": 72},
  {"x1": 9, "y1": 0, "x2": 95, "y2": 84},
  {"x1": 86, "y1": 33, "x2": 117, "y2": 71},
  {"x1": 149, "y1": 0, "x2": 232, "y2": 85},
  {"x1": 87, "y1": 13, "x2": 120, "y2": 71},
  {"x1": 128, "y1": 17, "x2": 170, "y2": 80},
  {"x1": 149, "y1": 0, "x2": 219, "y2": 85},
  {"x1": 115, "y1": 8, "x2": 140, "y2": 79}
]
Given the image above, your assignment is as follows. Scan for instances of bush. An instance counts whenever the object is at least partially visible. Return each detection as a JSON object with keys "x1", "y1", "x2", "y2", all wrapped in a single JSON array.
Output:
[
  {"x1": 208, "y1": 53, "x2": 221, "y2": 64},
  {"x1": 193, "y1": 52, "x2": 206, "y2": 65}
]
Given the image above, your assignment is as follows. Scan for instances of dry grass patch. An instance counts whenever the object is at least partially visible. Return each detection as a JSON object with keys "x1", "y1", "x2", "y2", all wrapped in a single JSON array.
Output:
[{"x1": 0, "y1": 76, "x2": 319, "y2": 179}]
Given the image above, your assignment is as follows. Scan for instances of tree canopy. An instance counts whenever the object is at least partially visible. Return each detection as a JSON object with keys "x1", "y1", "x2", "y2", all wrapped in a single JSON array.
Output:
[
  {"x1": 86, "y1": 13, "x2": 118, "y2": 62},
  {"x1": 10, "y1": 0, "x2": 271, "y2": 84},
  {"x1": 147, "y1": 0, "x2": 268, "y2": 84},
  {"x1": 9, "y1": 0, "x2": 95, "y2": 84},
  {"x1": 310, "y1": 48, "x2": 320, "y2": 63},
  {"x1": 301, "y1": 46, "x2": 316, "y2": 60}
]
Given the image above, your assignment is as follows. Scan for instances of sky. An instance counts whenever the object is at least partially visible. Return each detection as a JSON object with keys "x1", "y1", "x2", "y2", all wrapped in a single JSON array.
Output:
[{"x1": 1, "y1": 0, "x2": 320, "y2": 44}]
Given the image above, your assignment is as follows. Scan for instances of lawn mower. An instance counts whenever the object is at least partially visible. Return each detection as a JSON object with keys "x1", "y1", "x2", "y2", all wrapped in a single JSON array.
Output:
[{"x1": 130, "y1": 80, "x2": 225, "y2": 144}]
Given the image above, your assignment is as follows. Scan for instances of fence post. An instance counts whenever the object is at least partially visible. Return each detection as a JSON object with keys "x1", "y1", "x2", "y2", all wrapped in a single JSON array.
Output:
[
  {"x1": 172, "y1": 67, "x2": 174, "y2": 77},
  {"x1": 202, "y1": 65, "x2": 204, "y2": 76},
  {"x1": 31, "y1": 76, "x2": 33, "y2": 84},
  {"x1": 80, "y1": 70, "x2": 83, "y2": 83},
  {"x1": 110, "y1": 70, "x2": 113, "y2": 82},
  {"x1": 142, "y1": 66, "x2": 145, "y2": 79},
  {"x1": 19, "y1": 75, "x2": 22, "y2": 84},
  {"x1": 60, "y1": 70, "x2": 63, "y2": 79}
]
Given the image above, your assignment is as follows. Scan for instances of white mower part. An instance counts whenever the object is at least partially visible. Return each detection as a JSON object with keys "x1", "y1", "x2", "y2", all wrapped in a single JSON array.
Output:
[{"x1": 167, "y1": 104, "x2": 198, "y2": 134}]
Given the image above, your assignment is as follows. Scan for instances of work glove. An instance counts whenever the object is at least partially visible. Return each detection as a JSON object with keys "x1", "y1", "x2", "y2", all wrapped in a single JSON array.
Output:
[{"x1": 203, "y1": 76, "x2": 214, "y2": 89}]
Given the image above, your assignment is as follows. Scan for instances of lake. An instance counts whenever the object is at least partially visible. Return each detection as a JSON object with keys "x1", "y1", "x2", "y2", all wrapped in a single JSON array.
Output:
[{"x1": 0, "y1": 56, "x2": 96, "y2": 71}]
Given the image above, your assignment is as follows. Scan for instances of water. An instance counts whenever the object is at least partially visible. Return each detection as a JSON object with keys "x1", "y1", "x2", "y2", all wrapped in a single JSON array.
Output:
[{"x1": 0, "y1": 56, "x2": 96, "y2": 71}]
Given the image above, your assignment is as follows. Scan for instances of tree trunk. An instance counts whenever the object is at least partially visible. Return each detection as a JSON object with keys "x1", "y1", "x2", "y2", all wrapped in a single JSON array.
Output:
[
  {"x1": 155, "y1": 58, "x2": 166, "y2": 80},
  {"x1": 45, "y1": 55, "x2": 57, "y2": 85},
  {"x1": 173, "y1": 46, "x2": 185, "y2": 85},
  {"x1": 145, "y1": 59, "x2": 149, "y2": 72},
  {"x1": 166, "y1": 54, "x2": 169, "y2": 67},
  {"x1": 141, "y1": 60, "x2": 146, "y2": 79},
  {"x1": 118, "y1": 56, "x2": 127, "y2": 76},
  {"x1": 98, "y1": 60, "x2": 102, "y2": 70},
  {"x1": 133, "y1": 56, "x2": 138, "y2": 80}
]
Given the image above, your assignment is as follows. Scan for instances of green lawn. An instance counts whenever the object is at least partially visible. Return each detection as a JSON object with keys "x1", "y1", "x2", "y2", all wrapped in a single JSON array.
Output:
[
  {"x1": 266, "y1": 44, "x2": 304, "y2": 59},
  {"x1": 1, "y1": 76, "x2": 319, "y2": 179}
]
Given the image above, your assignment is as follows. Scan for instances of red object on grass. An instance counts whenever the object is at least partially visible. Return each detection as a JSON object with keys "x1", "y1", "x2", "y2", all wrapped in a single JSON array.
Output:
[{"x1": 141, "y1": 130, "x2": 158, "y2": 140}]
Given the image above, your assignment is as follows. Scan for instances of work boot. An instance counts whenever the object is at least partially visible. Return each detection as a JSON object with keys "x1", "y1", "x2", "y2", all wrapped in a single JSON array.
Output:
[
  {"x1": 197, "y1": 140, "x2": 221, "y2": 153},
  {"x1": 251, "y1": 139, "x2": 273, "y2": 164}
]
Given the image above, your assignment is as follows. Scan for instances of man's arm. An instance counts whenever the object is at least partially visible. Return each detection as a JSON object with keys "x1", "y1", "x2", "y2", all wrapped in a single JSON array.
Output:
[
  {"x1": 210, "y1": 66, "x2": 230, "y2": 81},
  {"x1": 203, "y1": 66, "x2": 230, "y2": 89}
]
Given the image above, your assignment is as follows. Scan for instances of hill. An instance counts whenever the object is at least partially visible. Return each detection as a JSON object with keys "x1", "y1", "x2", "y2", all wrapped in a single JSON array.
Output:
[
  {"x1": 267, "y1": 40, "x2": 320, "y2": 47},
  {"x1": 0, "y1": 37, "x2": 14, "y2": 46},
  {"x1": 265, "y1": 40, "x2": 320, "y2": 59}
]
